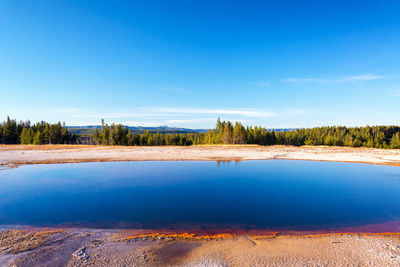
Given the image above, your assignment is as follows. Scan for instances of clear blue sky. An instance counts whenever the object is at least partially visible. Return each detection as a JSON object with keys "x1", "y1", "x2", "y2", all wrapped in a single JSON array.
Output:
[{"x1": 1, "y1": 0, "x2": 400, "y2": 128}]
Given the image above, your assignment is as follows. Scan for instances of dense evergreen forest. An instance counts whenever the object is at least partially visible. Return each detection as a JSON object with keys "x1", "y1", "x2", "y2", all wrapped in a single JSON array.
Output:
[
  {"x1": 2, "y1": 117, "x2": 400, "y2": 149},
  {"x1": 92, "y1": 118, "x2": 400, "y2": 149},
  {"x1": 0, "y1": 117, "x2": 79, "y2": 144}
]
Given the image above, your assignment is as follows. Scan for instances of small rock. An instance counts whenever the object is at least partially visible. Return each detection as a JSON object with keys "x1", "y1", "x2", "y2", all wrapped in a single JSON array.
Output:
[
  {"x1": 89, "y1": 239, "x2": 104, "y2": 248},
  {"x1": 72, "y1": 247, "x2": 89, "y2": 260}
]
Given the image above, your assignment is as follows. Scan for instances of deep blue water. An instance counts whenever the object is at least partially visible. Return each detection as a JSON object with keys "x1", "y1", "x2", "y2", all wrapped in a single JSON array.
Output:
[{"x1": 1, "y1": 160, "x2": 400, "y2": 230}]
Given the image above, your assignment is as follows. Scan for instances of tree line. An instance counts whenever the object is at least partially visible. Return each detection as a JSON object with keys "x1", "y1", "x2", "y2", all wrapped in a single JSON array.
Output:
[
  {"x1": 93, "y1": 119, "x2": 198, "y2": 146},
  {"x1": 2, "y1": 116, "x2": 400, "y2": 149},
  {"x1": 0, "y1": 116, "x2": 79, "y2": 144},
  {"x1": 92, "y1": 118, "x2": 400, "y2": 149}
]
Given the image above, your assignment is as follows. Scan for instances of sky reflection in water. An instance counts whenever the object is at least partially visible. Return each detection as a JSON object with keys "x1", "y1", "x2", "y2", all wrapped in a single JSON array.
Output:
[{"x1": 0, "y1": 160, "x2": 400, "y2": 231}]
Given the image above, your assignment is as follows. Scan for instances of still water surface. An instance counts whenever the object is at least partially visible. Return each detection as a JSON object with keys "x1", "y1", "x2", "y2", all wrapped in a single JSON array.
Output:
[{"x1": 1, "y1": 160, "x2": 400, "y2": 231}]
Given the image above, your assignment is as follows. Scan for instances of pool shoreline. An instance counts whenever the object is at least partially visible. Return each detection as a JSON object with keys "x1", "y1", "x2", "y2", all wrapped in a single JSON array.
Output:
[
  {"x1": 4, "y1": 217, "x2": 400, "y2": 236},
  {"x1": 1, "y1": 144, "x2": 400, "y2": 168}
]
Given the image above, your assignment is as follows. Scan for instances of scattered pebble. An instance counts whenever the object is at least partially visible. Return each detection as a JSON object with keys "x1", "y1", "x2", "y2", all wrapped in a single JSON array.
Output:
[{"x1": 72, "y1": 247, "x2": 89, "y2": 260}]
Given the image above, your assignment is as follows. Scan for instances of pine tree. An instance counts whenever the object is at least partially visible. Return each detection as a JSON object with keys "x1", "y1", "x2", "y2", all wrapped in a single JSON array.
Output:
[
  {"x1": 93, "y1": 129, "x2": 100, "y2": 144},
  {"x1": 20, "y1": 128, "x2": 30, "y2": 144},
  {"x1": 391, "y1": 133, "x2": 400, "y2": 149},
  {"x1": 223, "y1": 121, "x2": 233, "y2": 144},
  {"x1": 33, "y1": 130, "x2": 43, "y2": 145},
  {"x1": 233, "y1": 122, "x2": 246, "y2": 144}
]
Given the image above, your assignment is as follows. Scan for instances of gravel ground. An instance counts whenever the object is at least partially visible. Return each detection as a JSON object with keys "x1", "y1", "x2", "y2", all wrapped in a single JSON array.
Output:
[{"x1": 2, "y1": 229, "x2": 400, "y2": 266}]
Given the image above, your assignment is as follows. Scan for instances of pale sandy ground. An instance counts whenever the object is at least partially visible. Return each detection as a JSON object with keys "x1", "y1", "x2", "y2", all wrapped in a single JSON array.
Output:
[
  {"x1": 1, "y1": 229, "x2": 400, "y2": 266},
  {"x1": 1, "y1": 144, "x2": 400, "y2": 167}
]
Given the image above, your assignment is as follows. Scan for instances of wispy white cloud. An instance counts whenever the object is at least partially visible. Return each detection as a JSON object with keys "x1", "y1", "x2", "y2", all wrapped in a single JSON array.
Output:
[
  {"x1": 149, "y1": 107, "x2": 274, "y2": 118},
  {"x1": 386, "y1": 89, "x2": 400, "y2": 96},
  {"x1": 123, "y1": 121, "x2": 165, "y2": 127},
  {"x1": 85, "y1": 112, "x2": 168, "y2": 118},
  {"x1": 52, "y1": 107, "x2": 274, "y2": 118},
  {"x1": 159, "y1": 86, "x2": 191, "y2": 94},
  {"x1": 285, "y1": 74, "x2": 388, "y2": 84},
  {"x1": 45, "y1": 106, "x2": 320, "y2": 127},
  {"x1": 50, "y1": 109, "x2": 169, "y2": 118},
  {"x1": 249, "y1": 81, "x2": 270, "y2": 87},
  {"x1": 282, "y1": 109, "x2": 314, "y2": 115},
  {"x1": 165, "y1": 118, "x2": 216, "y2": 124},
  {"x1": 49, "y1": 108, "x2": 80, "y2": 113}
]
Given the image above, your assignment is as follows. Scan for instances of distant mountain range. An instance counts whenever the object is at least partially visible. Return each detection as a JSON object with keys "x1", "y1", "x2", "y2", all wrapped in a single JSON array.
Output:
[
  {"x1": 67, "y1": 125, "x2": 297, "y2": 135},
  {"x1": 66, "y1": 125, "x2": 209, "y2": 135}
]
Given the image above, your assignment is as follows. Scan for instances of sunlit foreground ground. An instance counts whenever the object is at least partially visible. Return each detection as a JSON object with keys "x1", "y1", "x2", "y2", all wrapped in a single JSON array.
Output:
[
  {"x1": 2, "y1": 144, "x2": 400, "y2": 168},
  {"x1": 1, "y1": 228, "x2": 400, "y2": 266}
]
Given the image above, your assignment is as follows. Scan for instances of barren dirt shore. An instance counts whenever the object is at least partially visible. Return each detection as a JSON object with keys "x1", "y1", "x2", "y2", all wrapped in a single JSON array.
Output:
[
  {"x1": 2, "y1": 144, "x2": 400, "y2": 168},
  {"x1": 1, "y1": 228, "x2": 400, "y2": 266}
]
